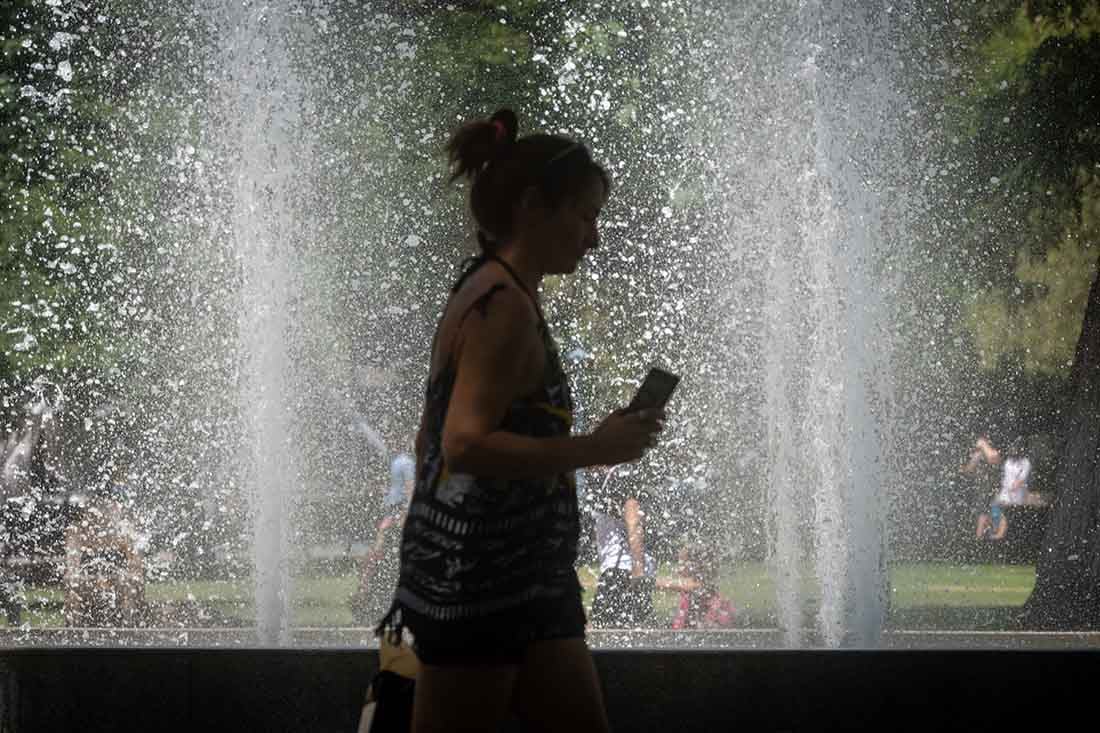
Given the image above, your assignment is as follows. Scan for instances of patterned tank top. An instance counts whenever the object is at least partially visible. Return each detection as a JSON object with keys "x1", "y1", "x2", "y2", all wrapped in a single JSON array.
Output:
[{"x1": 378, "y1": 255, "x2": 580, "y2": 637}]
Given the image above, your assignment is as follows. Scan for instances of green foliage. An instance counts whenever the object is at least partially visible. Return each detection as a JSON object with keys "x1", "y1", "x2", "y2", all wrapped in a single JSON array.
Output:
[
  {"x1": 0, "y1": 1, "x2": 105, "y2": 394},
  {"x1": 0, "y1": 1, "x2": 185, "y2": 407},
  {"x1": 952, "y1": 1, "x2": 1100, "y2": 378},
  {"x1": 968, "y1": 182, "x2": 1099, "y2": 375},
  {"x1": 967, "y1": 1, "x2": 1100, "y2": 188}
]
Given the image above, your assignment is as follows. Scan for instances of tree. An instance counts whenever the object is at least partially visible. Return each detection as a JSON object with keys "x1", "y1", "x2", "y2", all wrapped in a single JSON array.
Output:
[
  {"x1": 952, "y1": 0, "x2": 1100, "y2": 627},
  {"x1": 0, "y1": 0, "x2": 113, "y2": 413},
  {"x1": 1022, "y1": 181, "x2": 1100, "y2": 627}
]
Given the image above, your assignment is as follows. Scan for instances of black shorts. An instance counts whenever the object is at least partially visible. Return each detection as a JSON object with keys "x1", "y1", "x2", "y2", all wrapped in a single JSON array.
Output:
[{"x1": 402, "y1": 587, "x2": 587, "y2": 667}]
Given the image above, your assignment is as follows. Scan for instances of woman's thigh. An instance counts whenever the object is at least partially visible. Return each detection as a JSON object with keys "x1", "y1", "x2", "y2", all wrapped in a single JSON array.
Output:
[
  {"x1": 512, "y1": 637, "x2": 610, "y2": 733},
  {"x1": 412, "y1": 662, "x2": 519, "y2": 733}
]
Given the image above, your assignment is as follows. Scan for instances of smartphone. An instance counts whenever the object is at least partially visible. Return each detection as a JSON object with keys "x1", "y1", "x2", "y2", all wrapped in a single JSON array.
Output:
[{"x1": 627, "y1": 367, "x2": 680, "y2": 413}]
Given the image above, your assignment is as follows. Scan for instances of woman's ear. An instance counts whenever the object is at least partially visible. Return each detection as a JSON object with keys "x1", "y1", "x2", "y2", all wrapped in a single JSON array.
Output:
[{"x1": 517, "y1": 185, "x2": 547, "y2": 216}]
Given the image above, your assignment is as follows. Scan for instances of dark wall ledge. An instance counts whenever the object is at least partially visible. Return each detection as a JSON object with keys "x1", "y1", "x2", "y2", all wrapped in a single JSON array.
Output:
[{"x1": 1, "y1": 647, "x2": 1097, "y2": 732}]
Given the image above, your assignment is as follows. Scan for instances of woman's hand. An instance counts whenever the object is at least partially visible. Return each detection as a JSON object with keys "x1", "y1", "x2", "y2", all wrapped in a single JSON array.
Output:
[{"x1": 589, "y1": 408, "x2": 665, "y2": 465}]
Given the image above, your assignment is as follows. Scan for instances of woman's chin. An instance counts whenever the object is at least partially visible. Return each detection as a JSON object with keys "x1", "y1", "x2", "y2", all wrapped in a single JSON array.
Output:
[{"x1": 549, "y1": 258, "x2": 582, "y2": 275}]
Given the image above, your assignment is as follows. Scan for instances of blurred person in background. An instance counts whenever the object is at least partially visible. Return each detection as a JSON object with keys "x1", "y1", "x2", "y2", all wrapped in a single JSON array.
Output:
[
  {"x1": 589, "y1": 464, "x2": 657, "y2": 628},
  {"x1": 961, "y1": 434, "x2": 1005, "y2": 541},
  {"x1": 657, "y1": 541, "x2": 736, "y2": 630},
  {"x1": 0, "y1": 397, "x2": 68, "y2": 626},
  {"x1": 62, "y1": 463, "x2": 145, "y2": 626},
  {"x1": 351, "y1": 448, "x2": 415, "y2": 625}
]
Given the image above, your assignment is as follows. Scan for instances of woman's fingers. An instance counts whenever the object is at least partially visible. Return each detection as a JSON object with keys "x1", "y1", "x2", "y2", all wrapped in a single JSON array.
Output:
[
  {"x1": 628, "y1": 407, "x2": 665, "y2": 421},
  {"x1": 592, "y1": 407, "x2": 670, "y2": 464}
]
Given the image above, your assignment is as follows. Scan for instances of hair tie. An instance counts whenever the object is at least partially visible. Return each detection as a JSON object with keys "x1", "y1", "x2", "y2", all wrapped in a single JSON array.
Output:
[{"x1": 490, "y1": 119, "x2": 507, "y2": 142}]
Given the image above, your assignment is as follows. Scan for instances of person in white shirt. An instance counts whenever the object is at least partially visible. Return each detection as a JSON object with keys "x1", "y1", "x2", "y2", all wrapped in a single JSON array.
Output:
[
  {"x1": 589, "y1": 465, "x2": 656, "y2": 627},
  {"x1": 997, "y1": 439, "x2": 1031, "y2": 507}
]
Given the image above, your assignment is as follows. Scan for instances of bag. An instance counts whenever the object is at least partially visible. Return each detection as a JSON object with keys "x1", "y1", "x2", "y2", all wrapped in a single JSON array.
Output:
[{"x1": 359, "y1": 634, "x2": 419, "y2": 732}]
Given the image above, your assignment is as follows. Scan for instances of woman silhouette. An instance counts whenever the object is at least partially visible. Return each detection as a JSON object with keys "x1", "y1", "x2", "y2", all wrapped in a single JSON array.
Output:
[{"x1": 376, "y1": 109, "x2": 663, "y2": 732}]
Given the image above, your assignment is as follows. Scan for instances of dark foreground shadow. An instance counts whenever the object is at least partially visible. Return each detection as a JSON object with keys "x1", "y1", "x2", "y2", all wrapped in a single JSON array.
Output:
[{"x1": 2, "y1": 644, "x2": 1098, "y2": 732}]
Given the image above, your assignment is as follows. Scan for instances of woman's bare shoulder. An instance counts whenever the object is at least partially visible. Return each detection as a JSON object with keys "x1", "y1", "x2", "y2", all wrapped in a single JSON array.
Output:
[{"x1": 448, "y1": 269, "x2": 537, "y2": 334}]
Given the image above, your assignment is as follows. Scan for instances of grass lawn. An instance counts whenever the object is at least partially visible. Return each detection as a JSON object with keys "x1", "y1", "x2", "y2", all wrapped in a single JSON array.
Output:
[
  {"x1": 6, "y1": 562, "x2": 1036, "y2": 630},
  {"x1": 888, "y1": 563, "x2": 1035, "y2": 607}
]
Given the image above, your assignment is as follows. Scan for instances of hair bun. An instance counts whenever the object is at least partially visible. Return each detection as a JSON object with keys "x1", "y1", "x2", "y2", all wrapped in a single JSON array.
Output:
[{"x1": 446, "y1": 107, "x2": 520, "y2": 183}]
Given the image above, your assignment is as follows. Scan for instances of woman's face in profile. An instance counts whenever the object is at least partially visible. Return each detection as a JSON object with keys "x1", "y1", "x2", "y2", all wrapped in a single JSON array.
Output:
[{"x1": 525, "y1": 173, "x2": 607, "y2": 275}]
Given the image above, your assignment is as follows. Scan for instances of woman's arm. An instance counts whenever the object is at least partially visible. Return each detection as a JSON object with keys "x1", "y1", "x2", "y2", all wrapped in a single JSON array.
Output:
[
  {"x1": 976, "y1": 438, "x2": 1001, "y2": 464},
  {"x1": 442, "y1": 288, "x2": 657, "y2": 478},
  {"x1": 960, "y1": 450, "x2": 980, "y2": 474},
  {"x1": 62, "y1": 526, "x2": 81, "y2": 582},
  {"x1": 623, "y1": 497, "x2": 646, "y2": 578},
  {"x1": 655, "y1": 576, "x2": 702, "y2": 593}
]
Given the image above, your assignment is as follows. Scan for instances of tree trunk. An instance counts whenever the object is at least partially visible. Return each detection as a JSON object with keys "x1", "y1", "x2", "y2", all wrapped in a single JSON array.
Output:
[{"x1": 1022, "y1": 260, "x2": 1100, "y2": 629}]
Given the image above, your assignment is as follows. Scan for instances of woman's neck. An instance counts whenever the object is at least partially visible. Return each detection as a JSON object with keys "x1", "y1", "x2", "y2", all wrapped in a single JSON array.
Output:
[{"x1": 491, "y1": 244, "x2": 543, "y2": 296}]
